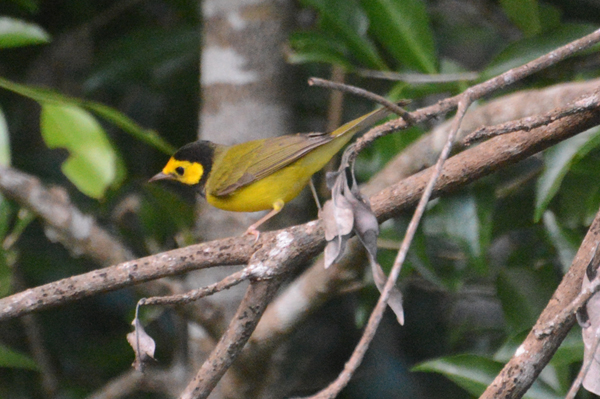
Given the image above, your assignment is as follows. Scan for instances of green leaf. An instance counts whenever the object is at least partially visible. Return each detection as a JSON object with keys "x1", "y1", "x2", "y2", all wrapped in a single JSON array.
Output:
[
  {"x1": 413, "y1": 355, "x2": 502, "y2": 396},
  {"x1": 556, "y1": 153, "x2": 600, "y2": 228},
  {"x1": 425, "y1": 194, "x2": 481, "y2": 256},
  {"x1": 537, "y1": 4, "x2": 562, "y2": 32},
  {"x1": 355, "y1": 124, "x2": 423, "y2": 181},
  {"x1": 499, "y1": 0, "x2": 541, "y2": 36},
  {"x1": 0, "y1": 251, "x2": 11, "y2": 298},
  {"x1": 535, "y1": 126, "x2": 600, "y2": 222},
  {"x1": 0, "y1": 196, "x2": 12, "y2": 242},
  {"x1": 493, "y1": 329, "x2": 582, "y2": 366},
  {"x1": 414, "y1": 354, "x2": 561, "y2": 399},
  {"x1": 85, "y1": 27, "x2": 199, "y2": 91},
  {"x1": 287, "y1": 31, "x2": 354, "y2": 69},
  {"x1": 423, "y1": 189, "x2": 494, "y2": 274},
  {"x1": 542, "y1": 211, "x2": 579, "y2": 273},
  {"x1": 9, "y1": 0, "x2": 40, "y2": 13},
  {"x1": 84, "y1": 101, "x2": 174, "y2": 154},
  {"x1": 493, "y1": 330, "x2": 529, "y2": 363},
  {"x1": 0, "y1": 106, "x2": 10, "y2": 166},
  {"x1": 0, "y1": 17, "x2": 50, "y2": 49},
  {"x1": 139, "y1": 185, "x2": 195, "y2": 245},
  {"x1": 301, "y1": 0, "x2": 388, "y2": 69},
  {"x1": 0, "y1": 206, "x2": 31, "y2": 299},
  {"x1": 496, "y1": 266, "x2": 557, "y2": 332},
  {"x1": 40, "y1": 103, "x2": 118, "y2": 198},
  {"x1": 0, "y1": 344, "x2": 38, "y2": 370},
  {"x1": 0, "y1": 77, "x2": 174, "y2": 154},
  {"x1": 360, "y1": 0, "x2": 437, "y2": 73},
  {"x1": 550, "y1": 328, "x2": 583, "y2": 366},
  {"x1": 483, "y1": 24, "x2": 597, "y2": 79},
  {"x1": 0, "y1": 76, "x2": 74, "y2": 103}
]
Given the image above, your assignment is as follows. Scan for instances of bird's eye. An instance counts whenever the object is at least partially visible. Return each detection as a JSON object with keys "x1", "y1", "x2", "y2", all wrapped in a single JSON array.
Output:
[{"x1": 175, "y1": 166, "x2": 185, "y2": 175}]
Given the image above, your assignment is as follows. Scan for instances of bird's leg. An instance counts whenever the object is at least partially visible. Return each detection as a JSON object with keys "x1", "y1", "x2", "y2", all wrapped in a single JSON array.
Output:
[
  {"x1": 309, "y1": 178, "x2": 322, "y2": 210},
  {"x1": 244, "y1": 200, "x2": 285, "y2": 242}
]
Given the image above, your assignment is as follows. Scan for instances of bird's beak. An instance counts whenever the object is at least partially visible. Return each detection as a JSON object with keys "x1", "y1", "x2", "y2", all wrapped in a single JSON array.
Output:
[{"x1": 149, "y1": 172, "x2": 173, "y2": 183}]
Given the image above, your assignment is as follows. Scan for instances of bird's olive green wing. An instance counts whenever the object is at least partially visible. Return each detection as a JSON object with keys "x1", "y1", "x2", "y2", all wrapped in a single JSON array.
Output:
[
  {"x1": 210, "y1": 133, "x2": 332, "y2": 196},
  {"x1": 209, "y1": 106, "x2": 392, "y2": 197}
]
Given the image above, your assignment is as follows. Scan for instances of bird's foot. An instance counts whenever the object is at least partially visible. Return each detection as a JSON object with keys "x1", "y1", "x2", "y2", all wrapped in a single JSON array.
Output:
[{"x1": 244, "y1": 225, "x2": 261, "y2": 244}]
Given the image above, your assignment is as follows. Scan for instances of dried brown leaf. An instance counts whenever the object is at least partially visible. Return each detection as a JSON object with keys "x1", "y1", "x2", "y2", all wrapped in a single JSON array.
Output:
[
  {"x1": 321, "y1": 165, "x2": 404, "y2": 324},
  {"x1": 321, "y1": 171, "x2": 354, "y2": 268},
  {"x1": 581, "y1": 260, "x2": 600, "y2": 395},
  {"x1": 127, "y1": 315, "x2": 156, "y2": 372}
]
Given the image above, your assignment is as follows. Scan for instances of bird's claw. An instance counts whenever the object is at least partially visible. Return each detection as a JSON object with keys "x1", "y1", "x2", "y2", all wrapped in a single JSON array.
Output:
[{"x1": 244, "y1": 226, "x2": 260, "y2": 244}]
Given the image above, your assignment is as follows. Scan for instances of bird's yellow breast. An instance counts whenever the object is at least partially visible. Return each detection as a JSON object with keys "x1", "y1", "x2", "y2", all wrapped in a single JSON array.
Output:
[
  {"x1": 205, "y1": 137, "x2": 350, "y2": 213},
  {"x1": 206, "y1": 165, "x2": 306, "y2": 212}
]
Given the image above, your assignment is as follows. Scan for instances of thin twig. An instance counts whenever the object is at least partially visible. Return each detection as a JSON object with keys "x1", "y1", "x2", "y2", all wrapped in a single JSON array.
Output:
[
  {"x1": 0, "y1": 233, "x2": 254, "y2": 321},
  {"x1": 350, "y1": 28, "x2": 600, "y2": 161},
  {"x1": 567, "y1": 324, "x2": 600, "y2": 399},
  {"x1": 325, "y1": 66, "x2": 346, "y2": 133},
  {"x1": 480, "y1": 209, "x2": 600, "y2": 399},
  {"x1": 180, "y1": 230, "x2": 313, "y2": 398},
  {"x1": 1, "y1": 96, "x2": 599, "y2": 399},
  {"x1": 535, "y1": 246, "x2": 600, "y2": 338},
  {"x1": 139, "y1": 268, "x2": 250, "y2": 307},
  {"x1": 0, "y1": 25, "x2": 594, "y2": 399},
  {"x1": 4, "y1": 23, "x2": 600, "y2": 320},
  {"x1": 249, "y1": 84, "x2": 600, "y2": 387},
  {"x1": 304, "y1": 27, "x2": 600, "y2": 399},
  {"x1": 180, "y1": 278, "x2": 283, "y2": 399},
  {"x1": 365, "y1": 79, "x2": 600, "y2": 194},
  {"x1": 2, "y1": 104, "x2": 600, "y2": 324},
  {"x1": 464, "y1": 90, "x2": 600, "y2": 145},
  {"x1": 300, "y1": 94, "x2": 473, "y2": 399},
  {"x1": 356, "y1": 68, "x2": 479, "y2": 83},
  {"x1": 13, "y1": 272, "x2": 59, "y2": 397},
  {"x1": 307, "y1": 77, "x2": 415, "y2": 124}
]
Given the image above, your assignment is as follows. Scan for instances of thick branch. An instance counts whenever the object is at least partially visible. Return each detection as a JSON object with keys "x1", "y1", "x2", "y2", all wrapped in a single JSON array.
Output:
[
  {"x1": 1, "y1": 102, "x2": 599, "y2": 323},
  {"x1": 180, "y1": 279, "x2": 282, "y2": 399},
  {"x1": 0, "y1": 165, "x2": 133, "y2": 265},
  {"x1": 350, "y1": 29, "x2": 600, "y2": 158},
  {"x1": 0, "y1": 235, "x2": 254, "y2": 321},
  {"x1": 367, "y1": 78, "x2": 600, "y2": 193},
  {"x1": 463, "y1": 91, "x2": 600, "y2": 144},
  {"x1": 249, "y1": 80, "x2": 600, "y2": 358},
  {"x1": 180, "y1": 231, "x2": 312, "y2": 398},
  {"x1": 480, "y1": 209, "x2": 600, "y2": 399}
]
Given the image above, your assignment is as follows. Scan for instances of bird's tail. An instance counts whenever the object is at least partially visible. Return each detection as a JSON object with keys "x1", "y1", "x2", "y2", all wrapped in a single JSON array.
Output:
[{"x1": 328, "y1": 104, "x2": 398, "y2": 139}]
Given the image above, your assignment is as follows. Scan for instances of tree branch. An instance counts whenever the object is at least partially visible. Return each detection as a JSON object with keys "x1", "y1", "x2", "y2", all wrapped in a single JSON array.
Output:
[
  {"x1": 367, "y1": 78, "x2": 600, "y2": 194},
  {"x1": 248, "y1": 80, "x2": 600, "y2": 365},
  {"x1": 1, "y1": 34, "x2": 600, "y2": 397},
  {"x1": 180, "y1": 278, "x2": 282, "y2": 399},
  {"x1": 1, "y1": 99, "x2": 599, "y2": 324},
  {"x1": 349, "y1": 28, "x2": 600, "y2": 159},
  {"x1": 464, "y1": 90, "x2": 600, "y2": 144},
  {"x1": 480, "y1": 207, "x2": 600, "y2": 399},
  {"x1": 0, "y1": 165, "x2": 133, "y2": 265},
  {"x1": 0, "y1": 234, "x2": 254, "y2": 320}
]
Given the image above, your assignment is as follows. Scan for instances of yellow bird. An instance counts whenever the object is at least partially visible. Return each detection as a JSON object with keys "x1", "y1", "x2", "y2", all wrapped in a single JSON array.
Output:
[{"x1": 150, "y1": 106, "x2": 390, "y2": 237}]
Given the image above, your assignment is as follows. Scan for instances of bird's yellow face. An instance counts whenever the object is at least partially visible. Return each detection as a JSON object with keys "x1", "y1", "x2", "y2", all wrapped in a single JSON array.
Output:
[
  {"x1": 150, "y1": 140, "x2": 216, "y2": 193},
  {"x1": 160, "y1": 157, "x2": 204, "y2": 185}
]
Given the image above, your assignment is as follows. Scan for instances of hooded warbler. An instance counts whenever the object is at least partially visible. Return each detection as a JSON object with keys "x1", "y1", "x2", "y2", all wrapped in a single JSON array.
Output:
[{"x1": 150, "y1": 106, "x2": 391, "y2": 237}]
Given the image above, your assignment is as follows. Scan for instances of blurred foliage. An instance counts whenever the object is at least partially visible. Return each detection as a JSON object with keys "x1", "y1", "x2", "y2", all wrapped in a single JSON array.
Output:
[
  {"x1": 0, "y1": 1, "x2": 199, "y2": 397},
  {"x1": 0, "y1": 15, "x2": 49, "y2": 48},
  {"x1": 1, "y1": 0, "x2": 600, "y2": 398},
  {"x1": 291, "y1": 0, "x2": 600, "y2": 397}
]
